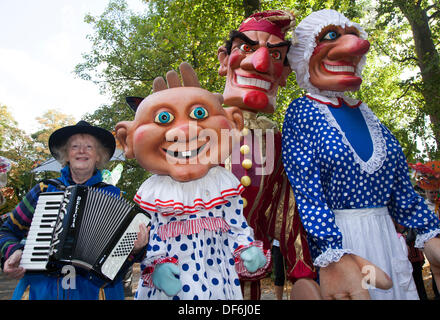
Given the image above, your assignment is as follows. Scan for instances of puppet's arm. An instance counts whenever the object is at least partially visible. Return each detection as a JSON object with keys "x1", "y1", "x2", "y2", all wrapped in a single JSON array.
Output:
[
  {"x1": 138, "y1": 214, "x2": 182, "y2": 296},
  {"x1": 282, "y1": 116, "x2": 351, "y2": 266},
  {"x1": 385, "y1": 127, "x2": 440, "y2": 248},
  {"x1": 224, "y1": 196, "x2": 271, "y2": 277}
]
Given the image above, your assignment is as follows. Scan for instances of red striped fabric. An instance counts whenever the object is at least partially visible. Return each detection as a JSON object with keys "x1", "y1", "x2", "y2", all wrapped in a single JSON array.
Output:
[
  {"x1": 158, "y1": 217, "x2": 231, "y2": 240},
  {"x1": 134, "y1": 185, "x2": 245, "y2": 216}
]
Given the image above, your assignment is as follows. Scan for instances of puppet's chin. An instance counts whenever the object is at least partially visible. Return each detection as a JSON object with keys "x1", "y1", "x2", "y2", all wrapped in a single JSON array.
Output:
[
  {"x1": 337, "y1": 76, "x2": 362, "y2": 91},
  {"x1": 168, "y1": 164, "x2": 213, "y2": 182}
]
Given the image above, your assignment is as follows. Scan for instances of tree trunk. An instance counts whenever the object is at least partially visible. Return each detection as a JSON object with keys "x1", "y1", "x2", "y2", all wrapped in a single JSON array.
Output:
[
  {"x1": 397, "y1": 1, "x2": 440, "y2": 158},
  {"x1": 242, "y1": 0, "x2": 260, "y2": 18}
]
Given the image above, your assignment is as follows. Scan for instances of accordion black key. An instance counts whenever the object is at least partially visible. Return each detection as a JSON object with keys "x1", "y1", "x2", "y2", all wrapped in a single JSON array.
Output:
[{"x1": 20, "y1": 185, "x2": 151, "y2": 281}]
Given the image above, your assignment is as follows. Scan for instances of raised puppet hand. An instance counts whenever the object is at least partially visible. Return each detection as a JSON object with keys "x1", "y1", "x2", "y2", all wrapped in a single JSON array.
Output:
[
  {"x1": 319, "y1": 254, "x2": 392, "y2": 300},
  {"x1": 240, "y1": 246, "x2": 267, "y2": 273},
  {"x1": 152, "y1": 262, "x2": 182, "y2": 296},
  {"x1": 152, "y1": 61, "x2": 201, "y2": 92},
  {"x1": 423, "y1": 237, "x2": 440, "y2": 289}
]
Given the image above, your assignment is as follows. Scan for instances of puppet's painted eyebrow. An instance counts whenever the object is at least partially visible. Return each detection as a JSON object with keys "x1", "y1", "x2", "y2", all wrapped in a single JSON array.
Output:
[
  {"x1": 232, "y1": 32, "x2": 259, "y2": 46},
  {"x1": 267, "y1": 41, "x2": 290, "y2": 48}
]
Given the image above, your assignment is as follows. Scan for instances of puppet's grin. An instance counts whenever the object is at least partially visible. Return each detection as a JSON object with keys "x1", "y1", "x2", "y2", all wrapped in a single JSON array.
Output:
[
  {"x1": 235, "y1": 74, "x2": 271, "y2": 91},
  {"x1": 322, "y1": 62, "x2": 356, "y2": 74},
  {"x1": 164, "y1": 144, "x2": 207, "y2": 159}
]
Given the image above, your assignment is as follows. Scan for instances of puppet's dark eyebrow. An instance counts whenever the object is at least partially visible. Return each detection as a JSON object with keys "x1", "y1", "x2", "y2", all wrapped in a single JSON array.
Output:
[
  {"x1": 232, "y1": 32, "x2": 259, "y2": 46},
  {"x1": 267, "y1": 41, "x2": 290, "y2": 48}
]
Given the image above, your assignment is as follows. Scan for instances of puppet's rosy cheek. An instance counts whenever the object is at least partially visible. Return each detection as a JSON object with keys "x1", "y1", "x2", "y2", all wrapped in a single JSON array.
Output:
[
  {"x1": 219, "y1": 118, "x2": 232, "y2": 130},
  {"x1": 273, "y1": 62, "x2": 284, "y2": 78},
  {"x1": 229, "y1": 51, "x2": 242, "y2": 68},
  {"x1": 312, "y1": 42, "x2": 327, "y2": 56}
]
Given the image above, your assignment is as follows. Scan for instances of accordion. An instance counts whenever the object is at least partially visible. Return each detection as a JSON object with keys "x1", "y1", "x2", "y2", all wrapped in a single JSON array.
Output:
[{"x1": 20, "y1": 185, "x2": 151, "y2": 281}]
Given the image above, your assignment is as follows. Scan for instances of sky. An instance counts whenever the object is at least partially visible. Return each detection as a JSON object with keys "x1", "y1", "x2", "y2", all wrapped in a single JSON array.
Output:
[{"x1": 0, "y1": 0, "x2": 146, "y2": 134}]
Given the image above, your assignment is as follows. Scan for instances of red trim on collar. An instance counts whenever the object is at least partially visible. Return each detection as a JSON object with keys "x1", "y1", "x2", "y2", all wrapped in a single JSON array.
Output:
[{"x1": 306, "y1": 94, "x2": 362, "y2": 109}]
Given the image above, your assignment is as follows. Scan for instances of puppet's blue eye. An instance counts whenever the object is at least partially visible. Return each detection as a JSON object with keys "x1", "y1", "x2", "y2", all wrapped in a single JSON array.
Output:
[
  {"x1": 154, "y1": 111, "x2": 174, "y2": 124},
  {"x1": 322, "y1": 31, "x2": 339, "y2": 41},
  {"x1": 190, "y1": 106, "x2": 208, "y2": 120}
]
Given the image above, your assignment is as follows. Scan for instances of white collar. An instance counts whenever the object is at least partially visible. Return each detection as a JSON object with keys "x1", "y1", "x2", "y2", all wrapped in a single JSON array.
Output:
[
  {"x1": 306, "y1": 93, "x2": 362, "y2": 108},
  {"x1": 134, "y1": 166, "x2": 243, "y2": 215}
]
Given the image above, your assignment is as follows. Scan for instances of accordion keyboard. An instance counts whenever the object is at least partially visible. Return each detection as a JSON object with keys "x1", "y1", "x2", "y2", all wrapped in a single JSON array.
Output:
[{"x1": 20, "y1": 192, "x2": 64, "y2": 270}]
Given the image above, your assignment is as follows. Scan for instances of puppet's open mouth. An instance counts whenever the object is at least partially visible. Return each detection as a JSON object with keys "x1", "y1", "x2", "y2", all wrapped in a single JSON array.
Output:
[
  {"x1": 164, "y1": 144, "x2": 206, "y2": 159},
  {"x1": 322, "y1": 62, "x2": 356, "y2": 74},
  {"x1": 235, "y1": 74, "x2": 271, "y2": 91}
]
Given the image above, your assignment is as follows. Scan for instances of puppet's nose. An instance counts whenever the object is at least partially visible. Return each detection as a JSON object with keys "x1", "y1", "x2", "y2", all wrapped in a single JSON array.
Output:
[
  {"x1": 166, "y1": 122, "x2": 199, "y2": 142},
  {"x1": 252, "y1": 47, "x2": 270, "y2": 73},
  {"x1": 328, "y1": 34, "x2": 370, "y2": 60}
]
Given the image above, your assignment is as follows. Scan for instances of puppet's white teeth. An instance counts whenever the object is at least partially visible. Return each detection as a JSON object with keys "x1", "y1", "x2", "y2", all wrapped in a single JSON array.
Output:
[
  {"x1": 236, "y1": 75, "x2": 271, "y2": 90},
  {"x1": 324, "y1": 64, "x2": 355, "y2": 73},
  {"x1": 165, "y1": 144, "x2": 206, "y2": 159}
]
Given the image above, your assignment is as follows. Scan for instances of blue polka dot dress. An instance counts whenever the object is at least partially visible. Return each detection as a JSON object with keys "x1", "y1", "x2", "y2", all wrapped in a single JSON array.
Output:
[
  {"x1": 133, "y1": 166, "x2": 267, "y2": 300},
  {"x1": 282, "y1": 94, "x2": 440, "y2": 299}
]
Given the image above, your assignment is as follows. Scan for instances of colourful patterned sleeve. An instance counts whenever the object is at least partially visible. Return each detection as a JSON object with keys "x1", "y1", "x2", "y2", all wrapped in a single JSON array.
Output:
[{"x1": 0, "y1": 183, "x2": 44, "y2": 267}]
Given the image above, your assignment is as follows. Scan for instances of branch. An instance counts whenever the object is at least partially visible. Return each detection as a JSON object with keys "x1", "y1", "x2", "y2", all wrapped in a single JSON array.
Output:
[
  {"x1": 428, "y1": 10, "x2": 440, "y2": 21},
  {"x1": 375, "y1": 42, "x2": 419, "y2": 64}
]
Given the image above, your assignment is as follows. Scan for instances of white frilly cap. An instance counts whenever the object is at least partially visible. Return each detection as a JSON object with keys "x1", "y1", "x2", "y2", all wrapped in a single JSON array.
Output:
[{"x1": 287, "y1": 9, "x2": 368, "y2": 97}]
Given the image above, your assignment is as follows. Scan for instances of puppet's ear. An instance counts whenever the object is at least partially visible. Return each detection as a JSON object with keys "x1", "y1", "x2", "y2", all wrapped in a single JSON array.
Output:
[
  {"x1": 218, "y1": 46, "x2": 229, "y2": 76},
  {"x1": 115, "y1": 121, "x2": 135, "y2": 159},
  {"x1": 223, "y1": 106, "x2": 244, "y2": 132},
  {"x1": 125, "y1": 97, "x2": 144, "y2": 112},
  {"x1": 279, "y1": 65, "x2": 292, "y2": 87}
]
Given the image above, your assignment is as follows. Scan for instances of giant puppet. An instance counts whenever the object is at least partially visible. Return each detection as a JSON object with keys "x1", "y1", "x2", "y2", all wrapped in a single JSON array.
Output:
[
  {"x1": 217, "y1": 10, "x2": 320, "y2": 299},
  {"x1": 282, "y1": 9, "x2": 440, "y2": 299},
  {"x1": 116, "y1": 62, "x2": 270, "y2": 300}
]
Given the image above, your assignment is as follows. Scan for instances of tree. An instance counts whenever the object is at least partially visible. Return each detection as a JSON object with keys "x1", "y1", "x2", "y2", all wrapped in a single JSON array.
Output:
[
  {"x1": 0, "y1": 104, "x2": 37, "y2": 213},
  {"x1": 374, "y1": 0, "x2": 440, "y2": 160},
  {"x1": 31, "y1": 109, "x2": 76, "y2": 158}
]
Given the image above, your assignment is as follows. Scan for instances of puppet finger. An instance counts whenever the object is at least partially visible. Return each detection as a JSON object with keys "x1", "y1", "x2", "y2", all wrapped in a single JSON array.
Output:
[
  {"x1": 179, "y1": 62, "x2": 201, "y2": 88},
  {"x1": 166, "y1": 70, "x2": 182, "y2": 88},
  {"x1": 153, "y1": 77, "x2": 168, "y2": 92}
]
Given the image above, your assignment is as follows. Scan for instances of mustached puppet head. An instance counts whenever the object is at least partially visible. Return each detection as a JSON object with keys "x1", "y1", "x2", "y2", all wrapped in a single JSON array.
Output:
[
  {"x1": 288, "y1": 9, "x2": 370, "y2": 97},
  {"x1": 218, "y1": 10, "x2": 295, "y2": 114},
  {"x1": 116, "y1": 62, "x2": 244, "y2": 182}
]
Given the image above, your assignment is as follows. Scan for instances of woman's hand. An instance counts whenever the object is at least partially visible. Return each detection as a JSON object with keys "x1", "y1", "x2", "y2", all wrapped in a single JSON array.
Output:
[
  {"x1": 132, "y1": 224, "x2": 150, "y2": 254},
  {"x1": 3, "y1": 250, "x2": 25, "y2": 280}
]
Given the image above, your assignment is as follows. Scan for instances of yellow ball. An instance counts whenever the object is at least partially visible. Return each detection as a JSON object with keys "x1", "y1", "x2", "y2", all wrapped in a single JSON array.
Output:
[
  {"x1": 242, "y1": 197, "x2": 248, "y2": 208},
  {"x1": 240, "y1": 145, "x2": 250, "y2": 155},
  {"x1": 242, "y1": 159, "x2": 253, "y2": 170},
  {"x1": 240, "y1": 175, "x2": 251, "y2": 187},
  {"x1": 241, "y1": 128, "x2": 250, "y2": 136}
]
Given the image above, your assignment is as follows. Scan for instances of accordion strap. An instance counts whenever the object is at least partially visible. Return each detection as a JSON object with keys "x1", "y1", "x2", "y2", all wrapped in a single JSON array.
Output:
[
  {"x1": 40, "y1": 179, "x2": 112, "y2": 191},
  {"x1": 40, "y1": 179, "x2": 66, "y2": 191}
]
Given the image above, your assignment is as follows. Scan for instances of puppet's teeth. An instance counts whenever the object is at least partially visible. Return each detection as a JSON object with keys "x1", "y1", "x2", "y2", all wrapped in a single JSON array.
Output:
[
  {"x1": 237, "y1": 75, "x2": 271, "y2": 90},
  {"x1": 324, "y1": 64, "x2": 355, "y2": 73}
]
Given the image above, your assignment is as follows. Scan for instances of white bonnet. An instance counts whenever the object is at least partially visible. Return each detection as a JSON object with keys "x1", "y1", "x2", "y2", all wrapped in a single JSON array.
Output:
[{"x1": 287, "y1": 9, "x2": 368, "y2": 97}]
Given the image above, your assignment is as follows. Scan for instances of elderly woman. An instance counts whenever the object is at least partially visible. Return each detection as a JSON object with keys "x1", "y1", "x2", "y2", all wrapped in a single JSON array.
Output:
[{"x1": 0, "y1": 121, "x2": 148, "y2": 300}]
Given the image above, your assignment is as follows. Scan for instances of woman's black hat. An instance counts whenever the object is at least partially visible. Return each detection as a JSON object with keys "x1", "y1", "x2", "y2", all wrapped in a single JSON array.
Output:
[{"x1": 48, "y1": 120, "x2": 116, "y2": 160}]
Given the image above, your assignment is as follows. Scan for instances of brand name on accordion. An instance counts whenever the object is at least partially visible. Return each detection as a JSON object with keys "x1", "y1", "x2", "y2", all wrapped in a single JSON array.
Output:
[
  {"x1": 50, "y1": 189, "x2": 72, "y2": 255},
  {"x1": 71, "y1": 196, "x2": 81, "y2": 228}
]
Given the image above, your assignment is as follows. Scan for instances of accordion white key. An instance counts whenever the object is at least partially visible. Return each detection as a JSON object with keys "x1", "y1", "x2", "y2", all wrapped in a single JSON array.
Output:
[{"x1": 20, "y1": 185, "x2": 151, "y2": 281}]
